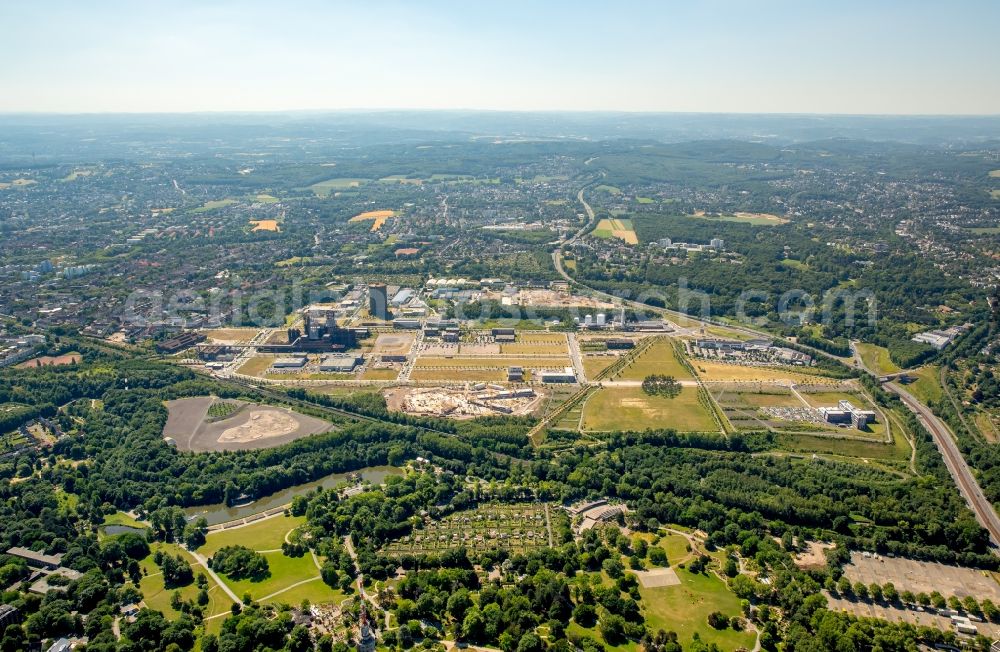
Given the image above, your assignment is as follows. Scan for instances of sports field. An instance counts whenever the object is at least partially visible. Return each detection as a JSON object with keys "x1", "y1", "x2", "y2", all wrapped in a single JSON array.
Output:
[
  {"x1": 592, "y1": 218, "x2": 638, "y2": 244},
  {"x1": 581, "y1": 386, "x2": 718, "y2": 432}
]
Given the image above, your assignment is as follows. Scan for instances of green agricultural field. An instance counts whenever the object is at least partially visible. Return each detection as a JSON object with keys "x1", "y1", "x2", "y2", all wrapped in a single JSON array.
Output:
[
  {"x1": 189, "y1": 199, "x2": 237, "y2": 213},
  {"x1": 308, "y1": 178, "x2": 370, "y2": 196},
  {"x1": 610, "y1": 339, "x2": 693, "y2": 381},
  {"x1": 581, "y1": 386, "x2": 717, "y2": 432},
  {"x1": 199, "y1": 514, "x2": 305, "y2": 557},
  {"x1": 855, "y1": 342, "x2": 901, "y2": 375},
  {"x1": 638, "y1": 566, "x2": 756, "y2": 651},
  {"x1": 594, "y1": 184, "x2": 622, "y2": 195},
  {"x1": 636, "y1": 197, "x2": 655, "y2": 204}
]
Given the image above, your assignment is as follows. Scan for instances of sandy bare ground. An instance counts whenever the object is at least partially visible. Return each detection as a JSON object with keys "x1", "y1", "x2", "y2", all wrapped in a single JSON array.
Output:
[
  {"x1": 17, "y1": 354, "x2": 81, "y2": 368},
  {"x1": 843, "y1": 552, "x2": 1000, "y2": 601},
  {"x1": 163, "y1": 397, "x2": 333, "y2": 452},
  {"x1": 793, "y1": 541, "x2": 834, "y2": 569},
  {"x1": 635, "y1": 568, "x2": 681, "y2": 588},
  {"x1": 372, "y1": 333, "x2": 415, "y2": 356}
]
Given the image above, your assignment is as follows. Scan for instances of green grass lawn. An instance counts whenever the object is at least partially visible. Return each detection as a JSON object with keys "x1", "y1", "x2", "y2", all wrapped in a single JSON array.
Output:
[
  {"x1": 855, "y1": 342, "x2": 901, "y2": 375},
  {"x1": 639, "y1": 567, "x2": 756, "y2": 650},
  {"x1": 189, "y1": 199, "x2": 237, "y2": 213},
  {"x1": 651, "y1": 533, "x2": 692, "y2": 566},
  {"x1": 773, "y1": 431, "x2": 906, "y2": 463},
  {"x1": 259, "y1": 577, "x2": 346, "y2": 607},
  {"x1": 199, "y1": 514, "x2": 305, "y2": 557},
  {"x1": 137, "y1": 543, "x2": 234, "y2": 618},
  {"x1": 581, "y1": 386, "x2": 717, "y2": 432},
  {"x1": 611, "y1": 339, "x2": 693, "y2": 381},
  {"x1": 636, "y1": 197, "x2": 655, "y2": 204},
  {"x1": 595, "y1": 184, "x2": 622, "y2": 195},
  {"x1": 220, "y1": 551, "x2": 320, "y2": 602},
  {"x1": 102, "y1": 511, "x2": 146, "y2": 528},
  {"x1": 905, "y1": 365, "x2": 943, "y2": 405}
]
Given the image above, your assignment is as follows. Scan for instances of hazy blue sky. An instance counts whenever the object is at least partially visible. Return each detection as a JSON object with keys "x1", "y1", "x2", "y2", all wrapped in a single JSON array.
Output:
[{"x1": 2, "y1": 0, "x2": 998, "y2": 114}]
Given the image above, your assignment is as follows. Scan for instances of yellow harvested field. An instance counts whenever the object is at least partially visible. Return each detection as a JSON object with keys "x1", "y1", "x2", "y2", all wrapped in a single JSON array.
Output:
[
  {"x1": 519, "y1": 333, "x2": 567, "y2": 343},
  {"x1": 409, "y1": 369, "x2": 507, "y2": 382},
  {"x1": 249, "y1": 219, "x2": 280, "y2": 232},
  {"x1": 360, "y1": 367, "x2": 400, "y2": 380},
  {"x1": 734, "y1": 211, "x2": 788, "y2": 223},
  {"x1": 350, "y1": 210, "x2": 396, "y2": 231},
  {"x1": 583, "y1": 356, "x2": 617, "y2": 378},
  {"x1": 990, "y1": 170, "x2": 1000, "y2": 178},
  {"x1": 500, "y1": 343, "x2": 569, "y2": 355},
  {"x1": 693, "y1": 360, "x2": 841, "y2": 384},
  {"x1": 595, "y1": 218, "x2": 638, "y2": 244},
  {"x1": 414, "y1": 356, "x2": 571, "y2": 369}
]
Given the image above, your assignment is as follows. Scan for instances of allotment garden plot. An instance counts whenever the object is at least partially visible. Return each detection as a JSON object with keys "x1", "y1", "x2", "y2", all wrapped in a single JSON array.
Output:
[{"x1": 381, "y1": 503, "x2": 563, "y2": 557}]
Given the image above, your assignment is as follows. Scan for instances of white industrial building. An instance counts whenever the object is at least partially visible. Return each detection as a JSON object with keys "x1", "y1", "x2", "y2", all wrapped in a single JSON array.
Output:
[
  {"x1": 539, "y1": 367, "x2": 577, "y2": 384},
  {"x1": 272, "y1": 356, "x2": 307, "y2": 369},
  {"x1": 319, "y1": 354, "x2": 363, "y2": 372}
]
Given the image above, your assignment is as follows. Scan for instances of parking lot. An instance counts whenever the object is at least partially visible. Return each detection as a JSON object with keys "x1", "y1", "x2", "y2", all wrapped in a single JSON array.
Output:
[{"x1": 843, "y1": 553, "x2": 1000, "y2": 601}]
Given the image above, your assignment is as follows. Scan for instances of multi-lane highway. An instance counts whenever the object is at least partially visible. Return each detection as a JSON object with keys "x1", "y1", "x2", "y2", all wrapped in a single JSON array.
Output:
[
  {"x1": 886, "y1": 381, "x2": 1000, "y2": 548},
  {"x1": 557, "y1": 182, "x2": 1000, "y2": 553}
]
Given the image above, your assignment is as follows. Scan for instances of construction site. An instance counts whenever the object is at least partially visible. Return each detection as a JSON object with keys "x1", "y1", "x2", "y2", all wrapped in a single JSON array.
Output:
[{"x1": 384, "y1": 385, "x2": 543, "y2": 419}]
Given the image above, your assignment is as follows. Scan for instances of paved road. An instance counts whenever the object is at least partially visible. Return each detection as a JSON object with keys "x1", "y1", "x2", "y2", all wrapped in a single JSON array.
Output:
[
  {"x1": 558, "y1": 183, "x2": 1000, "y2": 551},
  {"x1": 189, "y1": 549, "x2": 241, "y2": 604},
  {"x1": 567, "y1": 333, "x2": 587, "y2": 383},
  {"x1": 887, "y1": 381, "x2": 1000, "y2": 548}
]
